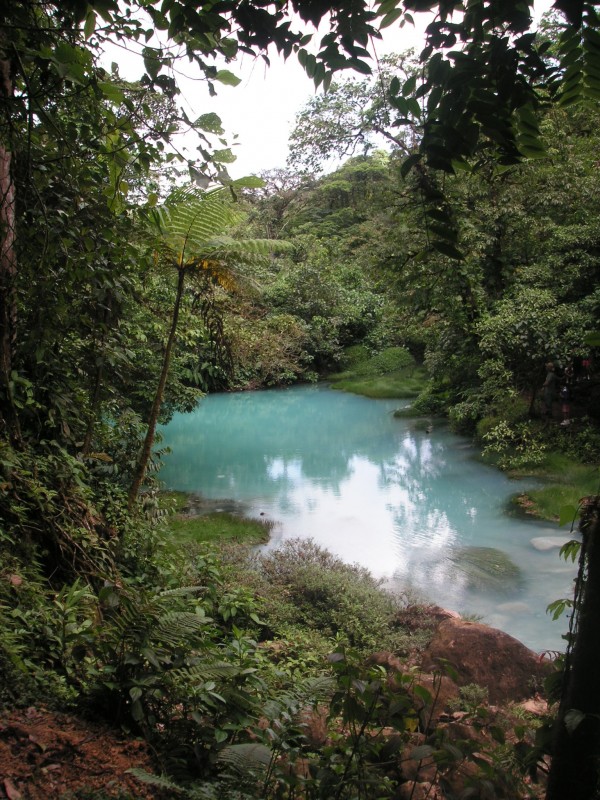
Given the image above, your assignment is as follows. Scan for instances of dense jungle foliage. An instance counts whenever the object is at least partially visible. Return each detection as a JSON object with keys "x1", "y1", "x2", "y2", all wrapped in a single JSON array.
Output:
[{"x1": 1, "y1": 0, "x2": 600, "y2": 798}]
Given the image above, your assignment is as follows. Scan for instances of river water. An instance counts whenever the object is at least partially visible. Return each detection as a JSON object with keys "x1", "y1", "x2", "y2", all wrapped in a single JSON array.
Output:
[{"x1": 158, "y1": 383, "x2": 576, "y2": 653}]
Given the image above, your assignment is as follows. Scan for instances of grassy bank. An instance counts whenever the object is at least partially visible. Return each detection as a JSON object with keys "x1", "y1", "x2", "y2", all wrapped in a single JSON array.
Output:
[
  {"x1": 508, "y1": 454, "x2": 599, "y2": 524},
  {"x1": 327, "y1": 345, "x2": 428, "y2": 399},
  {"x1": 160, "y1": 491, "x2": 274, "y2": 545}
]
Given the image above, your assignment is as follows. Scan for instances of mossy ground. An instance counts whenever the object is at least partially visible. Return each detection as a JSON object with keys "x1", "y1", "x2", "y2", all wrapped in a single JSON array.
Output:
[
  {"x1": 328, "y1": 368, "x2": 428, "y2": 398},
  {"x1": 159, "y1": 491, "x2": 273, "y2": 545},
  {"x1": 327, "y1": 346, "x2": 428, "y2": 399},
  {"x1": 508, "y1": 455, "x2": 599, "y2": 523}
]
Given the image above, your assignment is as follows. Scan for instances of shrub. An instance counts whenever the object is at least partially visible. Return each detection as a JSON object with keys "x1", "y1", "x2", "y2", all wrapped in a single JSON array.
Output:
[
  {"x1": 482, "y1": 421, "x2": 548, "y2": 470},
  {"x1": 475, "y1": 396, "x2": 530, "y2": 443},
  {"x1": 544, "y1": 417, "x2": 600, "y2": 464},
  {"x1": 448, "y1": 397, "x2": 486, "y2": 435},
  {"x1": 257, "y1": 539, "x2": 415, "y2": 654},
  {"x1": 410, "y1": 385, "x2": 449, "y2": 416},
  {"x1": 339, "y1": 344, "x2": 370, "y2": 370},
  {"x1": 353, "y1": 346, "x2": 414, "y2": 377}
]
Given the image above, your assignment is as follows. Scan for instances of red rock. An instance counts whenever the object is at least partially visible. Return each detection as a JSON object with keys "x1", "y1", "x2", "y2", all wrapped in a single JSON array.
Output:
[{"x1": 419, "y1": 618, "x2": 552, "y2": 705}]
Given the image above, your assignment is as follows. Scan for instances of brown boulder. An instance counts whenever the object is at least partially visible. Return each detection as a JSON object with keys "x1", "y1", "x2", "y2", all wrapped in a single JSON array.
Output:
[{"x1": 419, "y1": 618, "x2": 550, "y2": 705}]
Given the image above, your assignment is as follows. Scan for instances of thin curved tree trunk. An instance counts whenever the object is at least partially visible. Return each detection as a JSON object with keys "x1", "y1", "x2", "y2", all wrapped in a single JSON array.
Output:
[{"x1": 127, "y1": 267, "x2": 186, "y2": 511}]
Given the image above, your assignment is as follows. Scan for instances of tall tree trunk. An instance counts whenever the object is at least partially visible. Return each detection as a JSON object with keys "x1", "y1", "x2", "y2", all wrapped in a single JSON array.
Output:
[
  {"x1": 82, "y1": 363, "x2": 105, "y2": 456},
  {"x1": 127, "y1": 267, "x2": 186, "y2": 511},
  {"x1": 0, "y1": 53, "x2": 21, "y2": 444},
  {"x1": 546, "y1": 499, "x2": 600, "y2": 800}
]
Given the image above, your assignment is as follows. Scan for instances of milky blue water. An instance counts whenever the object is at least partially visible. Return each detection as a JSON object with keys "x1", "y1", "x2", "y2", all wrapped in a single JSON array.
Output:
[{"x1": 158, "y1": 384, "x2": 576, "y2": 653}]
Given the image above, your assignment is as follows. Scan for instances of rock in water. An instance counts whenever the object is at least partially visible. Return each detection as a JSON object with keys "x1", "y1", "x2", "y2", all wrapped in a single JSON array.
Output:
[
  {"x1": 446, "y1": 546, "x2": 523, "y2": 594},
  {"x1": 530, "y1": 535, "x2": 573, "y2": 551}
]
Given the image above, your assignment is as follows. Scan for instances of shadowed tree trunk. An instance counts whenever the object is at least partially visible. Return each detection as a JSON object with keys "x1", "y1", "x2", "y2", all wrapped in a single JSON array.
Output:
[
  {"x1": 0, "y1": 51, "x2": 21, "y2": 444},
  {"x1": 546, "y1": 499, "x2": 600, "y2": 800}
]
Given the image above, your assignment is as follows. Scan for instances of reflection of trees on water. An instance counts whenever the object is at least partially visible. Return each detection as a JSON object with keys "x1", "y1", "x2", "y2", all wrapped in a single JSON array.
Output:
[
  {"x1": 377, "y1": 428, "x2": 510, "y2": 599},
  {"x1": 159, "y1": 385, "x2": 407, "y2": 496}
]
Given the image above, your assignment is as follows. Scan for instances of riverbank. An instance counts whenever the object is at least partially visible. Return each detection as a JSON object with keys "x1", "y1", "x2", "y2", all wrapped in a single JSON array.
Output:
[
  {"x1": 505, "y1": 453, "x2": 598, "y2": 524},
  {"x1": 325, "y1": 350, "x2": 598, "y2": 526},
  {"x1": 159, "y1": 490, "x2": 274, "y2": 546}
]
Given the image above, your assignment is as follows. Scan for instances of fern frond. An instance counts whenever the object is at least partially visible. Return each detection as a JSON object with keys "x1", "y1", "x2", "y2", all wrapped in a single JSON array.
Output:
[
  {"x1": 216, "y1": 743, "x2": 273, "y2": 772},
  {"x1": 261, "y1": 675, "x2": 334, "y2": 721},
  {"x1": 126, "y1": 767, "x2": 186, "y2": 794},
  {"x1": 171, "y1": 662, "x2": 244, "y2": 682},
  {"x1": 155, "y1": 611, "x2": 211, "y2": 646},
  {"x1": 158, "y1": 586, "x2": 206, "y2": 599},
  {"x1": 150, "y1": 195, "x2": 243, "y2": 266}
]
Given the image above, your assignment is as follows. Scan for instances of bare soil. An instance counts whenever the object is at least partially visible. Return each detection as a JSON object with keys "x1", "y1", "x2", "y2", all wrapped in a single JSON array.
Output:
[{"x1": 0, "y1": 706, "x2": 161, "y2": 799}]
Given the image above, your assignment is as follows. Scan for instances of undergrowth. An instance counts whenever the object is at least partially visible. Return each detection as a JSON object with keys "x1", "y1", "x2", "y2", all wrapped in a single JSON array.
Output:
[
  {"x1": 328, "y1": 346, "x2": 428, "y2": 398},
  {"x1": 0, "y1": 438, "x2": 558, "y2": 800}
]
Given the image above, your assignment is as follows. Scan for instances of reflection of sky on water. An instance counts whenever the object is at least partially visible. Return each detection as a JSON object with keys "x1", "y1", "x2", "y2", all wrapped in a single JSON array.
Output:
[{"x1": 158, "y1": 384, "x2": 576, "y2": 653}]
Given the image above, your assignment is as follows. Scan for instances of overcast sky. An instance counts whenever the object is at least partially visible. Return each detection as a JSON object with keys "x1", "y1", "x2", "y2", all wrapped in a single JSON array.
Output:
[
  {"x1": 105, "y1": 2, "x2": 552, "y2": 179},
  {"x1": 178, "y1": 20, "x2": 430, "y2": 177}
]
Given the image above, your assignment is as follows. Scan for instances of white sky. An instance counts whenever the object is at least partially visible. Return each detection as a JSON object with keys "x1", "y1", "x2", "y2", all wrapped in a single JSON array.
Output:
[
  {"x1": 179, "y1": 21, "x2": 430, "y2": 177},
  {"x1": 105, "y1": 2, "x2": 553, "y2": 179}
]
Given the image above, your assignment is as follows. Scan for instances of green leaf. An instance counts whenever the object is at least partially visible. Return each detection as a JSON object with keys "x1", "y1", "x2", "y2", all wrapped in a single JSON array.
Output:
[
  {"x1": 490, "y1": 725, "x2": 506, "y2": 744},
  {"x1": 327, "y1": 652, "x2": 345, "y2": 663},
  {"x1": 380, "y1": 9, "x2": 404, "y2": 28},
  {"x1": 99, "y1": 82, "x2": 125, "y2": 104},
  {"x1": 400, "y1": 153, "x2": 421, "y2": 178},
  {"x1": 348, "y1": 58, "x2": 372, "y2": 76},
  {"x1": 131, "y1": 699, "x2": 144, "y2": 722},
  {"x1": 559, "y1": 504, "x2": 578, "y2": 526},
  {"x1": 213, "y1": 148, "x2": 236, "y2": 164},
  {"x1": 231, "y1": 175, "x2": 265, "y2": 189},
  {"x1": 432, "y1": 240, "x2": 463, "y2": 260},
  {"x1": 215, "y1": 69, "x2": 242, "y2": 87},
  {"x1": 407, "y1": 97, "x2": 421, "y2": 117},
  {"x1": 377, "y1": 0, "x2": 401, "y2": 14},
  {"x1": 129, "y1": 686, "x2": 143, "y2": 702},
  {"x1": 402, "y1": 74, "x2": 417, "y2": 97},
  {"x1": 411, "y1": 744, "x2": 434, "y2": 760},
  {"x1": 565, "y1": 708, "x2": 586, "y2": 734},
  {"x1": 143, "y1": 48, "x2": 160, "y2": 80},
  {"x1": 413, "y1": 683, "x2": 432, "y2": 704},
  {"x1": 560, "y1": 539, "x2": 581, "y2": 563},
  {"x1": 84, "y1": 10, "x2": 96, "y2": 40},
  {"x1": 584, "y1": 331, "x2": 600, "y2": 345},
  {"x1": 195, "y1": 113, "x2": 224, "y2": 134},
  {"x1": 450, "y1": 158, "x2": 472, "y2": 172}
]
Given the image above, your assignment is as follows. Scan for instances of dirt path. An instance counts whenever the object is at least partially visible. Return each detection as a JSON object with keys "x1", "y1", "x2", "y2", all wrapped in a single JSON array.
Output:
[{"x1": 0, "y1": 706, "x2": 161, "y2": 799}]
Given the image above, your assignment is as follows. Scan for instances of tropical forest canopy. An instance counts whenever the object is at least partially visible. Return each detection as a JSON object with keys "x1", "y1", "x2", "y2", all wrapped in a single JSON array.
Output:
[{"x1": 1, "y1": 1, "x2": 600, "y2": 799}]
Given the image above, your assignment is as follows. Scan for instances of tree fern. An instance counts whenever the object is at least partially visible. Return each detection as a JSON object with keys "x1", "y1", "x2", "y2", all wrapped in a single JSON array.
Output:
[
  {"x1": 217, "y1": 742, "x2": 273, "y2": 771},
  {"x1": 128, "y1": 185, "x2": 293, "y2": 508}
]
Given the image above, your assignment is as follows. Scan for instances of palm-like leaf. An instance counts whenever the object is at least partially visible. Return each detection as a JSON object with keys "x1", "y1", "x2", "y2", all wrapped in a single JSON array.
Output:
[
  {"x1": 148, "y1": 189, "x2": 243, "y2": 268},
  {"x1": 147, "y1": 190, "x2": 293, "y2": 286}
]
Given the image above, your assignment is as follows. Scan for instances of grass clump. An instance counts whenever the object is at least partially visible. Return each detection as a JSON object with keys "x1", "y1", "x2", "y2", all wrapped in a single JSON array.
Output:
[
  {"x1": 329, "y1": 346, "x2": 428, "y2": 399},
  {"x1": 159, "y1": 492, "x2": 274, "y2": 545},
  {"x1": 512, "y1": 454, "x2": 598, "y2": 522},
  {"x1": 166, "y1": 511, "x2": 273, "y2": 544}
]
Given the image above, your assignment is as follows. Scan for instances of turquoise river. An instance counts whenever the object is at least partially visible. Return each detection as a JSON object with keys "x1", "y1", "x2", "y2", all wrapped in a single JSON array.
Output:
[{"x1": 158, "y1": 384, "x2": 576, "y2": 653}]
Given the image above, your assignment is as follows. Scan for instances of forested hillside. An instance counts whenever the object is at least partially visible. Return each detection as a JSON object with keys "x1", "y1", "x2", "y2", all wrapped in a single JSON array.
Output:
[
  {"x1": 1, "y1": 1, "x2": 600, "y2": 798},
  {"x1": 240, "y1": 87, "x2": 600, "y2": 463}
]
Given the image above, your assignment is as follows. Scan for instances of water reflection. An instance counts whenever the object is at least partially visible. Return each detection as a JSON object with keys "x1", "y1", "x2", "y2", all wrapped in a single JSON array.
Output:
[{"x1": 159, "y1": 384, "x2": 574, "y2": 652}]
